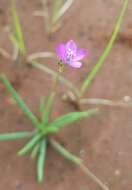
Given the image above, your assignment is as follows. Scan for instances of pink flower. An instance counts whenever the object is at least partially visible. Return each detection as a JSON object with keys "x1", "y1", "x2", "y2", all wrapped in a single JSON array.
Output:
[{"x1": 56, "y1": 40, "x2": 88, "y2": 68}]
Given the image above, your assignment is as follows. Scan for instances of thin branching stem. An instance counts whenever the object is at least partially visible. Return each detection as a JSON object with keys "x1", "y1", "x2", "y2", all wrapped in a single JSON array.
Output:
[
  {"x1": 50, "y1": 139, "x2": 109, "y2": 190},
  {"x1": 79, "y1": 163, "x2": 109, "y2": 190},
  {"x1": 80, "y1": 97, "x2": 132, "y2": 107}
]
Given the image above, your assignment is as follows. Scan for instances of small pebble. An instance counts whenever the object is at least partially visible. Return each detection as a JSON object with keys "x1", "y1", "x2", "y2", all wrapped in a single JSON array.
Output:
[
  {"x1": 114, "y1": 169, "x2": 121, "y2": 176},
  {"x1": 123, "y1": 96, "x2": 131, "y2": 102}
]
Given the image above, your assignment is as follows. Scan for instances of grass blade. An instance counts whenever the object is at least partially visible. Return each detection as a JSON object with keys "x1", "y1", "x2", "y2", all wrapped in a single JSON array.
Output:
[
  {"x1": 48, "y1": 108, "x2": 98, "y2": 131},
  {"x1": 39, "y1": 96, "x2": 45, "y2": 118},
  {"x1": 18, "y1": 133, "x2": 42, "y2": 156},
  {"x1": 37, "y1": 140, "x2": 47, "y2": 182},
  {"x1": 42, "y1": 92, "x2": 55, "y2": 125},
  {"x1": 31, "y1": 144, "x2": 39, "y2": 159},
  {"x1": 11, "y1": 0, "x2": 26, "y2": 54},
  {"x1": 80, "y1": 0, "x2": 128, "y2": 96},
  {"x1": 0, "y1": 131, "x2": 33, "y2": 141},
  {"x1": 50, "y1": 139, "x2": 82, "y2": 165},
  {"x1": 0, "y1": 74, "x2": 40, "y2": 129}
]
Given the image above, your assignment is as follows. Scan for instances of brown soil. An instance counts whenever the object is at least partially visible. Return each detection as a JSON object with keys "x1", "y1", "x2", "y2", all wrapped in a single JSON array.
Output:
[{"x1": 0, "y1": 0, "x2": 132, "y2": 190}]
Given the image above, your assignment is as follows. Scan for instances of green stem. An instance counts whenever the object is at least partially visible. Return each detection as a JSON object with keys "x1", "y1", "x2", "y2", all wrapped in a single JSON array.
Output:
[{"x1": 49, "y1": 139, "x2": 82, "y2": 165}]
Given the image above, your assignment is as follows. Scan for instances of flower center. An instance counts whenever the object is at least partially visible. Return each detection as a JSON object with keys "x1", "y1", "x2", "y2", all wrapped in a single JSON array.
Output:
[{"x1": 66, "y1": 49, "x2": 75, "y2": 61}]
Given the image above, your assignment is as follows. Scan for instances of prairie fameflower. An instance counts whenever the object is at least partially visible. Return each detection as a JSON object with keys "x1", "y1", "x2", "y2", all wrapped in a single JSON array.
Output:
[{"x1": 56, "y1": 40, "x2": 88, "y2": 68}]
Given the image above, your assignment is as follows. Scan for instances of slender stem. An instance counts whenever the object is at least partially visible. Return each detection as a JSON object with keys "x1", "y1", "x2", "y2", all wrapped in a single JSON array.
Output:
[
  {"x1": 79, "y1": 163, "x2": 109, "y2": 190},
  {"x1": 28, "y1": 52, "x2": 56, "y2": 61},
  {"x1": 27, "y1": 60, "x2": 79, "y2": 97},
  {"x1": 50, "y1": 139, "x2": 109, "y2": 190},
  {"x1": 42, "y1": 0, "x2": 51, "y2": 34},
  {"x1": 52, "y1": 0, "x2": 74, "y2": 24},
  {"x1": 80, "y1": 97, "x2": 132, "y2": 107},
  {"x1": 49, "y1": 139, "x2": 82, "y2": 165},
  {"x1": 0, "y1": 48, "x2": 11, "y2": 59}
]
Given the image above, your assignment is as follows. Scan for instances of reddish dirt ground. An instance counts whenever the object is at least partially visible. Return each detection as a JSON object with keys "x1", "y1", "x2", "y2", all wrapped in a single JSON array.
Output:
[{"x1": 0, "y1": 0, "x2": 132, "y2": 190}]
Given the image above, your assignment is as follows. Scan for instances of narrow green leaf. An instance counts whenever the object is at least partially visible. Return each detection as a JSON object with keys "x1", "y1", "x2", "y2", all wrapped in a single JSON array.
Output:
[
  {"x1": 39, "y1": 97, "x2": 45, "y2": 117},
  {"x1": 0, "y1": 131, "x2": 33, "y2": 141},
  {"x1": 47, "y1": 108, "x2": 98, "y2": 131},
  {"x1": 11, "y1": 0, "x2": 26, "y2": 53},
  {"x1": 42, "y1": 92, "x2": 55, "y2": 125},
  {"x1": 50, "y1": 139, "x2": 82, "y2": 165},
  {"x1": 31, "y1": 144, "x2": 39, "y2": 159},
  {"x1": 0, "y1": 74, "x2": 40, "y2": 129},
  {"x1": 18, "y1": 133, "x2": 42, "y2": 156},
  {"x1": 9, "y1": 34, "x2": 21, "y2": 51},
  {"x1": 37, "y1": 140, "x2": 47, "y2": 182},
  {"x1": 80, "y1": 0, "x2": 128, "y2": 96}
]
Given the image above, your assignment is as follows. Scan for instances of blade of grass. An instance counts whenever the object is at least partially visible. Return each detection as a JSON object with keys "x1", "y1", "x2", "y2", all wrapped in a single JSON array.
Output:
[
  {"x1": 48, "y1": 108, "x2": 98, "y2": 131},
  {"x1": 11, "y1": 0, "x2": 26, "y2": 54},
  {"x1": 50, "y1": 139, "x2": 82, "y2": 165},
  {"x1": 0, "y1": 131, "x2": 34, "y2": 141},
  {"x1": 31, "y1": 144, "x2": 40, "y2": 159},
  {"x1": 18, "y1": 133, "x2": 42, "y2": 156},
  {"x1": 42, "y1": 92, "x2": 55, "y2": 125},
  {"x1": 9, "y1": 34, "x2": 21, "y2": 52},
  {"x1": 39, "y1": 96, "x2": 45, "y2": 118},
  {"x1": 28, "y1": 60, "x2": 79, "y2": 97},
  {"x1": 80, "y1": 0, "x2": 128, "y2": 97},
  {"x1": 37, "y1": 139, "x2": 47, "y2": 182},
  {"x1": 0, "y1": 74, "x2": 40, "y2": 129}
]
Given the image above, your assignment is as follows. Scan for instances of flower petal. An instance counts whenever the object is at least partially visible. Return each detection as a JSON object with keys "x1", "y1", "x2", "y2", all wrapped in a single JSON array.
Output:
[
  {"x1": 69, "y1": 61, "x2": 82, "y2": 68},
  {"x1": 66, "y1": 40, "x2": 77, "y2": 52},
  {"x1": 73, "y1": 49, "x2": 88, "y2": 61},
  {"x1": 56, "y1": 44, "x2": 66, "y2": 60}
]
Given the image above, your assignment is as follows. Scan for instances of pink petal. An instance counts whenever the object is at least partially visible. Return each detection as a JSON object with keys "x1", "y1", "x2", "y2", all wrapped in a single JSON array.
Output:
[
  {"x1": 73, "y1": 49, "x2": 88, "y2": 61},
  {"x1": 69, "y1": 61, "x2": 82, "y2": 68},
  {"x1": 66, "y1": 40, "x2": 77, "y2": 52},
  {"x1": 56, "y1": 44, "x2": 66, "y2": 60}
]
